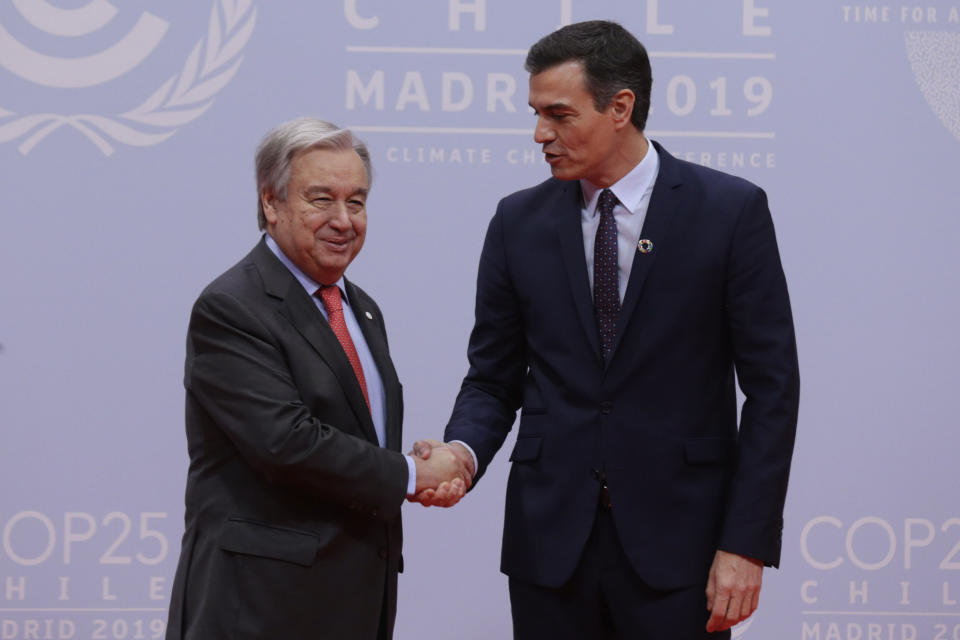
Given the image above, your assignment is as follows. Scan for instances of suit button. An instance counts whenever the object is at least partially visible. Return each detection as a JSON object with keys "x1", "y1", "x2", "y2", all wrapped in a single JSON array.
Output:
[
  {"x1": 378, "y1": 548, "x2": 388, "y2": 559},
  {"x1": 600, "y1": 401, "x2": 613, "y2": 415}
]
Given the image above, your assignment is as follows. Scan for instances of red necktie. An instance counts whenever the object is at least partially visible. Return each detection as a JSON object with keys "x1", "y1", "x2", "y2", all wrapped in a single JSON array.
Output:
[{"x1": 317, "y1": 285, "x2": 370, "y2": 410}]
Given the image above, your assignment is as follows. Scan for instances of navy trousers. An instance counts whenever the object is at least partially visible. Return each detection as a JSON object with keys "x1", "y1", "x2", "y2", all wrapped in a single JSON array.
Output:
[{"x1": 509, "y1": 508, "x2": 732, "y2": 640}]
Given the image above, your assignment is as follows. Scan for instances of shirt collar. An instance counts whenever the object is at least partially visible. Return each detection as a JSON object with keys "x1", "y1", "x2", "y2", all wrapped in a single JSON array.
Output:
[
  {"x1": 580, "y1": 142, "x2": 660, "y2": 217},
  {"x1": 264, "y1": 233, "x2": 350, "y2": 305}
]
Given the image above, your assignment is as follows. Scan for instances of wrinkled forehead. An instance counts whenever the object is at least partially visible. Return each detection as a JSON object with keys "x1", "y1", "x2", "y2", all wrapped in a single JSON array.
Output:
[{"x1": 288, "y1": 147, "x2": 370, "y2": 192}]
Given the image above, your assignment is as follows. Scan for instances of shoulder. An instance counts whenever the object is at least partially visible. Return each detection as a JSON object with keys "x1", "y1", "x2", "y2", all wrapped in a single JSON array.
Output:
[
  {"x1": 498, "y1": 176, "x2": 575, "y2": 212},
  {"x1": 189, "y1": 241, "x2": 290, "y2": 326},
  {"x1": 184, "y1": 245, "x2": 290, "y2": 349},
  {"x1": 655, "y1": 142, "x2": 764, "y2": 203},
  {"x1": 486, "y1": 177, "x2": 579, "y2": 238},
  {"x1": 197, "y1": 245, "x2": 265, "y2": 300}
]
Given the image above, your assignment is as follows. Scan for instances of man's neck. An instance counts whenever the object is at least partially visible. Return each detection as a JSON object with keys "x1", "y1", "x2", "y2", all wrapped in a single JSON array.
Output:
[{"x1": 594, "y1": 132, "x2": 649, "y2": 188}]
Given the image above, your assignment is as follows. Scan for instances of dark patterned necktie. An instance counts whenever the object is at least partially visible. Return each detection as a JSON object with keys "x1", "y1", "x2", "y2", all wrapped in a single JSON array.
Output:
[{"x1": 594, "y1": 188, "x2": 620, "y2": 362}]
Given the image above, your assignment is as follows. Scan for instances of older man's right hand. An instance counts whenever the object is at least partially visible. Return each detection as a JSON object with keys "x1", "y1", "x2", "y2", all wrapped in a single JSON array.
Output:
[{"x1": 408, "y1": 440, "x2": 474, "y2": 507}]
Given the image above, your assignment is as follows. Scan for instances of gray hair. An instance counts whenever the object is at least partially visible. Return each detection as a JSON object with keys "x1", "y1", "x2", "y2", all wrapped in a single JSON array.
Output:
[{"x1": 255, "y1": 117, "x2": 373, "y2": 230}]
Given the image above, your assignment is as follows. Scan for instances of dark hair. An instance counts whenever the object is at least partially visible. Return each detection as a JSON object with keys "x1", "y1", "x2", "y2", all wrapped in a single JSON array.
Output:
[{"x1": 525, "y1": 20, "x2": 652, "y2": 131}]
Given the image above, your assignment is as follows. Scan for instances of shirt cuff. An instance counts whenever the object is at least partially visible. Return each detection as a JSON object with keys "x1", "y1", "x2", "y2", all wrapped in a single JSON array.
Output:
[
  {"x1": 404, "y1": 455, "x2": 417, "y2": 496},
  {"x1": 449, "y1": 440, "x2": 479, "y2": 478}
]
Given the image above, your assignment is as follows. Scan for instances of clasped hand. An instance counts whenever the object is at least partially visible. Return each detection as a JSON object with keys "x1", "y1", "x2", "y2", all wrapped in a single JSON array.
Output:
[{"x1": 407, "y1": 439, "x2": 475, "y2": 508}]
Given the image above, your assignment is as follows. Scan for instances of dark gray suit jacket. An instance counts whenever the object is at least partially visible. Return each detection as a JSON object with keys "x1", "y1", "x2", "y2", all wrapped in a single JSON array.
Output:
[{"x1": 166, "y1": 238, "x2": 407, "y2": 640}]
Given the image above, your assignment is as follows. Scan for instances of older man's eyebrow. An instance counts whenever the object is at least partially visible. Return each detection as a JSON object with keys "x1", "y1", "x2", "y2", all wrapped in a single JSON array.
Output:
[{"x1": 303, "y1": 186, "x2": 368, "y2": 198}]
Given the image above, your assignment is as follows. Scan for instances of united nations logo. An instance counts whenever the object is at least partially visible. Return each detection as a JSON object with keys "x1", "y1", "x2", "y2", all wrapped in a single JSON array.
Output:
[{"x1": 0, "y1": 0, "x2": 257, "y2": 155}]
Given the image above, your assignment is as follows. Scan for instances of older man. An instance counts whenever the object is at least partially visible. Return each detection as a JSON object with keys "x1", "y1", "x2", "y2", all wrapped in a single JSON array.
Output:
[
  {"x1": 166, "y1": 118, "x2": 468, "y2": 640},
  {"x1": 415, "y1": 20, "x2": 800, "y2": 639}
]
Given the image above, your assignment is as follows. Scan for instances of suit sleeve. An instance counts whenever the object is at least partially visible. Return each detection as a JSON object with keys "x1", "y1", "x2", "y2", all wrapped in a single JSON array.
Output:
[
  {"x1": 718, "y1": 187, "x2": 800, "y2": 567},
  {"x1": 185, "y1": 290, "x2": 409, "y2": 520},
  {"x1": 444, "y1": 205, "x2": 525, "y2": 482}
]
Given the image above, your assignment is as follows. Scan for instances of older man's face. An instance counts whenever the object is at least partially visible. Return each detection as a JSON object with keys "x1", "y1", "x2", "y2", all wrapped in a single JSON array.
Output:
[
  {"x1": 529, "y1": 60, "x2": 622, "y2": 186},
  {"x1": 263, "y1": 147, "x2": 368, "y2": 285}
]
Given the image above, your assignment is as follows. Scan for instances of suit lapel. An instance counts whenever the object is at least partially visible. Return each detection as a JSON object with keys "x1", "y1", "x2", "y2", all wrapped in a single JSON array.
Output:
[
  {"x1": 554, "y1": 180, "x2": 604, "y2": 364},
  {"x1": 611, "y1": 141, "x2": 684, "y2": 360},
  {"x1": 252, "y1": 240, "x2": 380, "y2": 446},
  {"x1": 345, "y1": 279, "x2": 402, "y2": 452}
]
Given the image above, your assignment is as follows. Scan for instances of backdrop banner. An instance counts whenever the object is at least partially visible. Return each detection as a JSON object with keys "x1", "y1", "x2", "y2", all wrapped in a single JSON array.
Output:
[{"x1": 2, "y1": 2, "x2": 959, "y2": 638}]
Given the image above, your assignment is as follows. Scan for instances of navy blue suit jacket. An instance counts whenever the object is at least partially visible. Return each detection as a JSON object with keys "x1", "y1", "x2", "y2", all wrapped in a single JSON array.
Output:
[{"x1": 445, "y1": 142, "x2": 800, "y2": 590}]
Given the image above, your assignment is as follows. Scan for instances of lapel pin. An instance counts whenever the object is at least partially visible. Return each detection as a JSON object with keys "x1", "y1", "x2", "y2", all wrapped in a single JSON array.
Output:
[
  {"x1": 638, "y1": 239, "x2": 654, "y2": 254},
  {"x1": 365, "y1": 311, "x2": 374, "y2": 320}
]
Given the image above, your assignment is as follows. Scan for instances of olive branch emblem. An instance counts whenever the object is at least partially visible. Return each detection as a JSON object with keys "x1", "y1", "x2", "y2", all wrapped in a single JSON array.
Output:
[{"x1": 0, "y1": 0, "x2": 256, "y2": 156}]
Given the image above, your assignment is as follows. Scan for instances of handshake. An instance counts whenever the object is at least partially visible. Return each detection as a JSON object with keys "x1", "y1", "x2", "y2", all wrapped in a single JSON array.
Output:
[{"x1": 407, "y1": 439, "x2": 475, "y2": 508}]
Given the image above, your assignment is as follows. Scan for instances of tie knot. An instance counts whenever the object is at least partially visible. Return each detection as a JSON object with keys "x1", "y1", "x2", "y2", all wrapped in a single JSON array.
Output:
[
  {"x1": 597, "y1": 189, "x2": 617, "y2": 217},
  {"x1": 317, "y1": 285, "x2": 342, "y2": 313}
]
